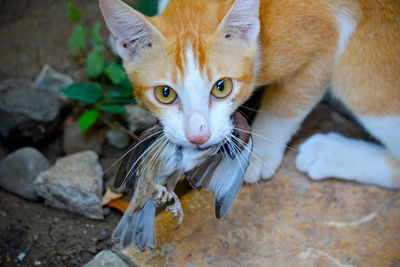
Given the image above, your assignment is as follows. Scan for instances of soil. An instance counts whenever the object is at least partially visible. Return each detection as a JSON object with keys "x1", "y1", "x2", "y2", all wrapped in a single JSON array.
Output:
[{"x1": 0, "y1": 0, "x2": 134, "y2": 266}]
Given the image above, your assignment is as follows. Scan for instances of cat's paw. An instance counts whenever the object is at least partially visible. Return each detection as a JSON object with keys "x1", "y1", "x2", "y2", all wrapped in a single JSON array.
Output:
[
  {"x1": 295, "y1": 132, "x2": 348, "y2": 180},
  {"x1": 244, "y1": 143, "x2": 284, "y2": 183}
]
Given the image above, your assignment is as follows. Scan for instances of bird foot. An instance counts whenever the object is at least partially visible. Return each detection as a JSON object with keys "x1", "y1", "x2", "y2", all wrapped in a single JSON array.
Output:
[
  {"x1": 165, "y1": 191, "x2": 183, "y2": 229},
  {"x1": 153, "y1": 184, "x2": 183, "y2": 228},
  {"x1": 153, "y1": 184, "x2": 170, "y2": 207}
]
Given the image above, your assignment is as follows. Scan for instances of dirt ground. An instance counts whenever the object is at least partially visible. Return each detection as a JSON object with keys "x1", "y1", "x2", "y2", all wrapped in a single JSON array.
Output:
[{"x1": 0, "y1": 1, "x2": 127, "y2": 266}]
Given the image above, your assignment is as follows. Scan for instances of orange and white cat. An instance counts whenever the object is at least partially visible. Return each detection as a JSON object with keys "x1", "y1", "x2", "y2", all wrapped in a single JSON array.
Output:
[{"x1": 100, "y1": 0, "x2": 400, "y2": 188}]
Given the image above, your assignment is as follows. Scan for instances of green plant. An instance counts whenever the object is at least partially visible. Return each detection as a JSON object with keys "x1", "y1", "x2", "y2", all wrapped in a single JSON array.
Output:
[{"x1": 62, "y1": 0, "x2": 136, "y2": 133}]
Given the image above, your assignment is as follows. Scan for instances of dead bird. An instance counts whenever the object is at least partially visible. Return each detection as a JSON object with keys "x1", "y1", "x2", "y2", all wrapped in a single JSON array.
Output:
[{"x1": 112, "y1": 111, "x2": 252, "y2": 251}]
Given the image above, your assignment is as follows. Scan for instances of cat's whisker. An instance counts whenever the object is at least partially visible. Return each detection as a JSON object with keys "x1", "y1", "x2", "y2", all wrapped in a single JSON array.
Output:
[
  {"x1": 239, "y1": 105, "x2": 264, "y2": 114},
  {"x1": 229, "y1": 134, "x2": 264, "y2": 167},
  {"x1": 234, "y1": 127, "x2": 298, "y2": 152},
  {"x1": 226, "y1": 137, "x2": 247, "y2": 174},
  {"x1": 230, "y1": 134, "x2": 283, "y2": 181},
  {"x1": 123, "y1": 134, "x2": 166, "y2": 185},
  {"x1": 236, "y1": 109, "x2": 253, "y2": 123},
  {"x1": 227, "y1": 135, "x2": 265, "y2": 195},
  {"x1": 152, "y1": 138, "x2": 171, "y2": 180},
  {"x1": 103, "y1": 128, "x2": 163, "y2": 175},
  {"x1": 146, "y1": 137, "x2": 170, "y2": 179},
  {"x1": 139, "y1": 136, "x2": 168, "y2": 179}
]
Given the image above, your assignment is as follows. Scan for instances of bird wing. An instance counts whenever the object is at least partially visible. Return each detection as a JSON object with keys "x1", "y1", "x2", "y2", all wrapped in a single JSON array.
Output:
[
  {"x1": 114, "y1": 126, "x2": 162, "y2": 190},
  {"x1": 112, "y1": 196, "x2": 156, "y2": 251},
  {"x1": 187, "y1": 137, "x2": 253, "y2": 219}
]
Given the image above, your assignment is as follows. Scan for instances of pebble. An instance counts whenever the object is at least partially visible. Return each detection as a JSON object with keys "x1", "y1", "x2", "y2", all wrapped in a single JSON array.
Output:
[
  {"x1": 17, "y1": 253, "x2": 26, "y2": 262},
  {"x1": 83, "y1": 250, "x2": 129, "y2": 267},
  {"x1": 0, "y1": 79, "x2": 63, "y2": 143},
  {"x1": 0, "y1": 147, "x2": 50, "y2": 201},
  {"x1": 34, "y1": 151, "x2": 104, "y2": 219},
  {"x1": 125, "y1": 105, "x2": 157, "y2": 133},
  {"x1": 63, "y1": 122, "x2": 102, "y2": 155},
  {"x1": 34, "y1": 64, "x2": 73, "y2": 99},
  {"x1": 105, "y1": 129, "x2": 130, "y2": 150}
]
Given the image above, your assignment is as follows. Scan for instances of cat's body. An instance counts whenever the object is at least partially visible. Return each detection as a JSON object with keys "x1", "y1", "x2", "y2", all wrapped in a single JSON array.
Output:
[{"x1": 100, "y1": 0, "x2": 400, "y2": 188}]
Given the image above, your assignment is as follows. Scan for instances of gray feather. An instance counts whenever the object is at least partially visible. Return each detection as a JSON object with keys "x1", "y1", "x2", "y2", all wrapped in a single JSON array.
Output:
[
  {"x1": 112, "y1": 197, "x2": 156, "y2": 251},
  {"x1": 212, "y1": 137, "x2": 252, "y2": 218},
  {"x1": 188, "y1": 137, "x2": 253, "y2": 219},
  {"x1": 114, "y1": 127, "x2": 162, "y2": 189}
]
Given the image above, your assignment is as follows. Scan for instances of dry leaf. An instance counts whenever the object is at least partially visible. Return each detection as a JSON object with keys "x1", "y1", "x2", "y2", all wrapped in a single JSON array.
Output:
[
  {"x1": 108, "y1": 198, "x2": 130, "y2": 213},
  {"x1": 101, "y1": 187, "x2": 123, "y2": 206}
]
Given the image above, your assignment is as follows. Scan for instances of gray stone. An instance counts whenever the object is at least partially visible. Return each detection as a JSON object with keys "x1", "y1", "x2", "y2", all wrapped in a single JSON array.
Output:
[
  {"x1": 34, "y1": 151, "x2": 104, "y2": 219},
  {"x1": 0, "y1": 79, "x2": 62, "y2": 143},
  {"x1": 63, "y1": 122, "x2": 102, "y2": 155},
  {"x1": 125, "y1": 105, "x2": 157, "y2": 133},
  {"x1": 84, "y1": 250, "x2": 129, "y2": 267},
  {"x1": 0, "y1": 147, "x2": 50, "y2": 201},
  {"x1": 34, "y1": 64, "x2": 73, "y2": 99},
  {"x1": 105, "y1": 130, "x2": 130, "y2": 150}
]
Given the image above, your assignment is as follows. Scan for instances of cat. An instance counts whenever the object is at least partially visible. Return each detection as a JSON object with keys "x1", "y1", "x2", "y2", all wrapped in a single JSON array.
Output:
[{"x1": 100, "y1": 0, "x2": 400, "y2": 189}]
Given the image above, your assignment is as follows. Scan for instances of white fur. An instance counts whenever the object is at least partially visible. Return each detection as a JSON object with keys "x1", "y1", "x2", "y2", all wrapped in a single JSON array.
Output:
[
  {"x1": 244, "y1": 115, "x2": 303, "y2": 183},
  {"x1": 296, "y1": 132, "x2": 399, "y2": 188},
  {"x1": 333, "y1": 6, "x2": 357, "y2": 62},
  {"x1": 161, "y1": 44, "x2": 234, "y2": 148},
  {"x1": 358, "y1": 116, "x2": 400, "y2": 160},
  {"x1": 220, "y1": 0, "x2": 260, "y2": 44},
  {"x1": 99, "y1": 0, "x2": 161, "y2": 61}
]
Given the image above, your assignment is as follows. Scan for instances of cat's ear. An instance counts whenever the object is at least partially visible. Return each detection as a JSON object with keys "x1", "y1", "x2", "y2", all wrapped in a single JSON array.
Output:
[
  {"x1": 217, "y1": 0, "x2": 260, "y2": 44},
  {"x1": 99, "y1": 0, "x2": 164, "y2": 61}
]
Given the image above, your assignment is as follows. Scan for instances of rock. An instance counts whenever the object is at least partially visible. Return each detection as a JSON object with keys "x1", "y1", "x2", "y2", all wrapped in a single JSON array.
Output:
[
  {"x1": 34, "y1": 64, "x2": 73, "y2": 99},
  {"x1": 0, "y1": 147, "x2": 50, "y2": 201},
  {"x1": 125, "y1": 105, "x2": 157, "y2": 133},
  {"x1": 63, "y1": 122, "x2": 102, "y2": 155},
  {"x1": 34, "y1": 151, "x2": 104, "y2": 219},
  {"x1": 0, "y1": 79, "x2": 63, "y2": 143},
  {"x1": 105, "y1": 130, "x2": 130, "y2": 150},
  {"x1": 84, "y1": 250, "x2": 129, "y2": 267}
]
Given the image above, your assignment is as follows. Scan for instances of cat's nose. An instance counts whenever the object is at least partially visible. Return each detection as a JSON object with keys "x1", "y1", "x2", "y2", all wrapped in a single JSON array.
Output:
[{"x1": 186, "y1": 113, "x2": 210, "y2": 145}]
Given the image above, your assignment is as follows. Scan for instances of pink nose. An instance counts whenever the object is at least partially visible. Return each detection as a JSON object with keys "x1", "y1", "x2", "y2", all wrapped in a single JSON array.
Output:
[
  {"x1": 185, "y1": 114, "x2": 211, "y2": 145},
  {"x1": 187, "y1": 131, "x2": 210, "y2": 145}
]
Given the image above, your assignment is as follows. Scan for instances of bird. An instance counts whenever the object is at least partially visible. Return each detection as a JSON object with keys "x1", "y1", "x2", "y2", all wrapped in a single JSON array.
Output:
[{"x1": 111, "y1": 111, "x2": 253, "y2": 251}]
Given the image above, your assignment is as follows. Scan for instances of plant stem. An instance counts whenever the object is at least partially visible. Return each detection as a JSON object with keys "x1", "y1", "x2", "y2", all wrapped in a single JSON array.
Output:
[{"x1": 97, "y1": 116, "x2": 138, "y2": 139}]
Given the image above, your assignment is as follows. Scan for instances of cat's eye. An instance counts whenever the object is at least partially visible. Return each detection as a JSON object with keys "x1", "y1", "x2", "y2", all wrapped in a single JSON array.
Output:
[
  {"x1": 154, "y1": 85, "x2": 178, "y2": 104},
  {"x1": 211, "y1": 78, "x2": 233, "y2": 99}
]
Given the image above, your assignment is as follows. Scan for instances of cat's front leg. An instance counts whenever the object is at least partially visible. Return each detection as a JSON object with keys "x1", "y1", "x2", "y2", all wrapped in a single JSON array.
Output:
[
  {"x1": 244, "y1": 114, "x2": 303, "y2": 183},
  {"x1": 244, "y1": 56, "x2": 332, "y2": 183}
]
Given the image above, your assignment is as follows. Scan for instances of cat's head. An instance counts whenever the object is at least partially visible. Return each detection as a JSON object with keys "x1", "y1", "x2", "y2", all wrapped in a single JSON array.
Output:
[{"x1": 100, "y1": 0, "x2": 260, "y2": 148}]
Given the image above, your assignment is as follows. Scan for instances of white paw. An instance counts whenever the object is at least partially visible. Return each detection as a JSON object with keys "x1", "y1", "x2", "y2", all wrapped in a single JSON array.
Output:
[
  {"x1": 295, "y1": 132, "x2": 350, "y2": 180},
  {"x1": 244, "y1": 143, "x2": 285, "y2": 184}
]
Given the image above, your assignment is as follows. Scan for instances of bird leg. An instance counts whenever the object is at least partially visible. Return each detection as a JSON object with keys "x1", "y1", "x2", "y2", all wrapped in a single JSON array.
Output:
[
  {"x1": 165, "y1": 191, "x2": 183, "y2": 229},
  {"x1": 152, "y1": 183, "x2": 183, "y2": 229}
]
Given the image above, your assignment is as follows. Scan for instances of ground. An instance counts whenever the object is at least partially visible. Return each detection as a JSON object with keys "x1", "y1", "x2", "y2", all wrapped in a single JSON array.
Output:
[
  {"x1": 1, "y1": 1, "x2": 399, "y2": 266},
  {"x1": 0, "y1": 1, "x2": 121, "y2": 266}
]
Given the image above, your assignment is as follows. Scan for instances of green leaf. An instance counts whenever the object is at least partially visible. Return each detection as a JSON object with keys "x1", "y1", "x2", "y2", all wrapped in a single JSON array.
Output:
[
  {"x1": 99, "y1": 104, "x2": 127, "y2": 114},
  {"x1": 104, "y1": 63, "x2": 127, "y2": 85},
  {"x1": 91, "y1": 21, "x2": 104, "y2": 47},
  {"x1": 135, "y1": 0, "x2": 158, "y2": 16},
  {"x1": 79, "y1": 110, "x2": 99, "y2": 131},
  {"x1": 109, "y1": 87, "x2": 133, "y2": 98},
  {"x1": 86, "y1": 49, "x2": 105, "y2": 78},
  {"x1": 67, "y1": 3, "x2": 82, "y2": 23},
  {"x1": 60, "y1": 82, "x2": 103, "y2": 103},
  {"x1": 69, "y1": 24, "x2": 86, "y2": 55}
]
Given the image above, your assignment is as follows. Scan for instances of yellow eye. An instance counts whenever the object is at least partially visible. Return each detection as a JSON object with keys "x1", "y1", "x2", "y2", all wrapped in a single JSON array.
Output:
[
  {"x1": 211, "y1": 78, "x2": 233, "y2": 99},
  {"x1": 154, "y1": 85, "x2": 178, "y2": 104}
]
